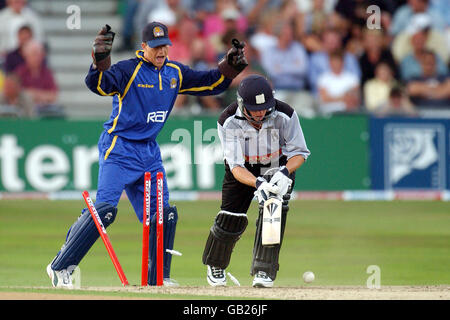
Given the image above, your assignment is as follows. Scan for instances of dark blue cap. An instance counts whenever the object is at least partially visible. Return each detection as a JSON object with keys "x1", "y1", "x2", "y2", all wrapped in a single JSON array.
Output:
[
  {"x1": 237, "y1": 75, "x2": 275, "y2": 111},
  {"x1": 142, "y1": 21, "x2": 172, "y2": 48}
]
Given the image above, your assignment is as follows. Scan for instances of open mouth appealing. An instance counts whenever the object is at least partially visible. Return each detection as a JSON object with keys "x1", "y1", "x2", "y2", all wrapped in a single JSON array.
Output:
[{"x1": 156, "y1": 55, "x2": 165, "y2": 64}]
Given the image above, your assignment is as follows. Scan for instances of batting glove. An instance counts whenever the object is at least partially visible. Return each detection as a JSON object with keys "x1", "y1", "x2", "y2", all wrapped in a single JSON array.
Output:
[
  {"x1": 269, "y1": 166, "x2": 292, "y2": 197},
  {"x1": 255, "y1": 177, "x2": 280, "y2": 203}
]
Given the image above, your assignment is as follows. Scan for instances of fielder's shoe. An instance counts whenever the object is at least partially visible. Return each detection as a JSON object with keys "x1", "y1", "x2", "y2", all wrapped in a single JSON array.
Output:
[
  {"x1": 163, "y1": 278, "x2": 180, "y2": 287},
  {"x1": 252, "y1": 271, "x2": 274, "y2": 288},
  {"x1": 207, "y1": 265, "x2": 227, "y2": 287},
  {"x1": 46, "y1": 264, "x2": 73, "y2": 289}
]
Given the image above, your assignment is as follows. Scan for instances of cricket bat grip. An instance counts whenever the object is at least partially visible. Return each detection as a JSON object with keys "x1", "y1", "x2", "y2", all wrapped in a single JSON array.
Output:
[{"x1": 268, "y1": 192, "x2": 282, "y2": 200}]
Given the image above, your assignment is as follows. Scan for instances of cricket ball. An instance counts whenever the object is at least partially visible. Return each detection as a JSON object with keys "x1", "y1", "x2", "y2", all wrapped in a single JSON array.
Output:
[{"x1": 303, "y1": 271, "x2": 315, "y2": 283}]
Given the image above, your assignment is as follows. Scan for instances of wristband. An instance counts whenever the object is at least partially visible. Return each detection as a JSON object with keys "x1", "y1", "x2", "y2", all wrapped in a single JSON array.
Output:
[
  {"x1": 255, "y1": 177, "x2": 265, "y2": 189},
  {"x1": 280, "y1": 166, "x2": 289, "y2": 177}
]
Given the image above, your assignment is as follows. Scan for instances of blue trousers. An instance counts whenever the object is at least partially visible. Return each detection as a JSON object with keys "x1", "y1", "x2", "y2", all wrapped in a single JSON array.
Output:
[{"x1": 97, "y1": 131, "x2": 170, "y2": 221}]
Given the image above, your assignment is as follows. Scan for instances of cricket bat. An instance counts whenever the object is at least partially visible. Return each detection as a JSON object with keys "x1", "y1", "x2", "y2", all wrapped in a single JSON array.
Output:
[{"x1": 261, "y1": 196, "x2": 282, "y2": 246}]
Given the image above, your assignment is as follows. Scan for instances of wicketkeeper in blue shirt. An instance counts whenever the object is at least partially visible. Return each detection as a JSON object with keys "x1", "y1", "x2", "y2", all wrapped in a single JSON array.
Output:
[{"x1": 47, "y1": 22, "x2": 248, "y2": 287}]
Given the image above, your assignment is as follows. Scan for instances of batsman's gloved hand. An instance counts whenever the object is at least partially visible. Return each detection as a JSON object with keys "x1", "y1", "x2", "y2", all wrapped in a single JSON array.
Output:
[
  {"x1": 92, "y1": 24, "x2": 115, "y2": 71},
  {"x1": 254, "y1": 177, "x2": 280, "y2": 203},
  {"x1": 218, "y1": 38, "x2": 248, "y2": 79},
  {"x1": 269, "y1": 166, "x2": 292, "y2": 197}
]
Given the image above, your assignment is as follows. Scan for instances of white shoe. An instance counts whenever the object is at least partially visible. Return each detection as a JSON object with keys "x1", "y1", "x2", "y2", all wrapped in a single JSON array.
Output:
[
  {"x1": 46, "y1": 264, "x2": 74, "y2": 289},
  {"x1": 163, "y1": 278, "x2": 180, "y2": 287},
  {"x1": 207, "y1": 265, "x2": 227, "y2": 287},
  {"x1": 252, "y1": 271, "x2": 274, "y2": 288}
]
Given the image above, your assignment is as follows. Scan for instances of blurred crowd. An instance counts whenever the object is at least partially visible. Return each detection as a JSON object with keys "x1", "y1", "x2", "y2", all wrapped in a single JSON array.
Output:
[
  {"x1": 0, "y1": 0, "x2": 449, "y2": 119},
  {"x1": 0, "y1": 0, "x2": 64, "y2": 118}
]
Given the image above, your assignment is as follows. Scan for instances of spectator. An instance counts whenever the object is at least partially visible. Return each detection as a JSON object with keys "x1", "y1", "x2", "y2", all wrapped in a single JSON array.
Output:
[
  {"x1": 13, "y1": 40, "x2": 60, "y2": 116},
  {"x1": 169, "y1": 17, "x2": 199, "y2": 65},
  {"x1": 406, "y1": 50, "x2": 450, "y2": 108},
  {"x1": 334, "y1": 0, "x2": 396, "y2": 28},
  {"x1": 0, "y1": 0, "x2": 44, "y2": 55},
  {"x1": 390, "y1": 0, "x2": 445, "y2": 35},
  {"x1": 392, "y1": 13, "x2": 448, "y2": 67},
  {"x1": 134, "y1": 0, "x2": 191, "y2": 53},
  {"x1": 147, "y1": 3, "x2": 178, "y2": 32},
  {"x1": 0, "y1": 73, "x2": 34, "y2": 117},
  {"x1": 359, "y1": 28, "x2": 398, "y2": 85},
  {"x1": 3, "y1": 24, "x2": 33, "y2": 74},
  {"x1": 397, "y1": 17, "x2": 448, "y2": 82},
  {"x1": 173, "y1": 36, "x2": 223, "y2": 113},
  {"x1": 292, "y1": 0, "x2": 338, "y2": 53},
  {"x1": 202, "y1": 0, "x2": 247, "y2": 40},
  {"x1": 259, "y1": 20, "x2": 315, "y2": 118},
  {"x1": 116, "y1": 0, "x2": 140, "y2": 52},
  {"x1": 248, "y1": 11, "x2": 278, "y2": 54},
  {"x1": 134, "y1": 0, "x2": 161, "y2": 37},
  {"x1": 294, "y1": 0, "x2": 337, "y2": 16},
  {"x1": 308, "y1": 28, "x2": 361, "y2": 96},
  {"x1": 190, "y1": 0, "x2": 216, "y2": 16},
  {"x1": 333, "y1": 0, "x2": 395, "y2": 53},
  {"x1": 375, "y1": 86, "x2": 417, "y2": 117},
  {"x1": 363, "y1": 62, "x2": 398, "y2": 113},
  {"x1": 429, "y1": 0, "x2": 450, "y2": 27},
  {"x1": 243, "y1": 0, "x2": 283, "y2": 27},
  {"x1": 318, "y1": 50, "x2": 360, "y2": 116},
  {"x1": 208, "y1": 7, "x2": 242, "y2": 61},
  {"x1": 277, "y1": 0, "x2": 300, "y2": 22},
  {"x1": 190, "y1": 37, "x2": 223, "y2": 113}
]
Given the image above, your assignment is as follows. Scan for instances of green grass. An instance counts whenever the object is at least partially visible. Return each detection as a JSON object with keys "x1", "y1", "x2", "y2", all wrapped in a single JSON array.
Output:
[{"x1": 0, "y1": 199, "x2": 449, "y2": 293}]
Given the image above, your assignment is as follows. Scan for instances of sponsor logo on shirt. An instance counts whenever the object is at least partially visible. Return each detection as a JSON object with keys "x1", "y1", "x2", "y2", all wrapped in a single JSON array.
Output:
[
  {"x1": 147, "y1": 110, "x2": 168, "y2": 123},
  {"x1": 138, "y1": 83, "x2": 154, "y2": 88}
]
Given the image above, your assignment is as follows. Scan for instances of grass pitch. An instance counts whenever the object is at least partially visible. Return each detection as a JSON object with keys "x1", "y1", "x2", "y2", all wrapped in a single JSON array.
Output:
[{"x1": 0, "y1": 199, "x2": 449, "y2": 298}]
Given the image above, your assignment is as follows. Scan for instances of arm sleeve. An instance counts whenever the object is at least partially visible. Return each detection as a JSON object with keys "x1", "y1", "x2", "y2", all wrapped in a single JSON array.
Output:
[
  {"x1": 218, "y1": 122, "x2": 245, "y2": 170},
  {"x1": 173, "y1": 61, "x2": 232, "y2": 96},
  {"x1": 282, "y1": 111, "x2": 311, "y2": 161},
  {"x1": 84, "y1": 60, "x2": 136, "y2": 96}
]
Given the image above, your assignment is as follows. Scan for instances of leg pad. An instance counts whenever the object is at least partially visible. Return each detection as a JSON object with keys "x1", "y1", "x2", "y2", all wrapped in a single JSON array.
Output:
[
  {"x1": 251, "y1": 194, "x2": 290, "y2": 280},
  {"x1": 202, "y1": 211, "x2": 248, "y2": 269},
  {"x1": 148, "y1": 206, "x2": 178, "y2": 285},
  {"x1": 51, "y1": 203, "x2": 117, "y2": 270}
]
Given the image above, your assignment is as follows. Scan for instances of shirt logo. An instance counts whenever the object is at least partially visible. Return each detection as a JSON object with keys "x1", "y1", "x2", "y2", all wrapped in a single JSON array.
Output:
[
  {"x1": 170, "y1": 78, "x2": 177, "y2": 89},
  {"x1": 147, "y1": 110, "x2": 168, "y2": 123},
  {"x1": 138, "y1": 83, "x2": 154, "y2": 88},
  {"x1": 153, "y1": 26, "x2": 164, "y2": 37}
]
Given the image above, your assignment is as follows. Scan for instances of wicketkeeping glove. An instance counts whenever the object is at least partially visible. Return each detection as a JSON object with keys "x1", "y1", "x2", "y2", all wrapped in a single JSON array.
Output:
[
  {"x1": 269, "y1": 166, "x2": 292, "y2": 197},
  {"x1": 218, "y1": 38, "x2": 248, "y2": 79},
  {"x1": 254, "y1": 177, "x2": 280, "y2": 203},
  {"x1": 92, "y1": 24, "x2": 115, "y2": 71}
]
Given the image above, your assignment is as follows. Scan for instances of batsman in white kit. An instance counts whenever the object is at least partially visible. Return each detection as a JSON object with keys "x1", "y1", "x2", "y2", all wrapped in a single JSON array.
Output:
[{"x1": 202, "y1": 74, "x2": 310, "y2": 287}]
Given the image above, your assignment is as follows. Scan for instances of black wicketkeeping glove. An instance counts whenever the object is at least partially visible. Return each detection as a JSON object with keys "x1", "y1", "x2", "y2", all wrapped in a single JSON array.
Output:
[
  {"x1": 218, "y1": 38, "x2": 248, "y2": 79},
  {"x1": 92, "y1": 24, "x2": 115, "y2": 71}
]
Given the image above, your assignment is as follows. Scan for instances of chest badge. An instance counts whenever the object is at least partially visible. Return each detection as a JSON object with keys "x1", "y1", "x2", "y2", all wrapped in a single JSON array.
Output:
[{"x1": 170, "y1": 78, "x2": 177, "y2": 89}]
